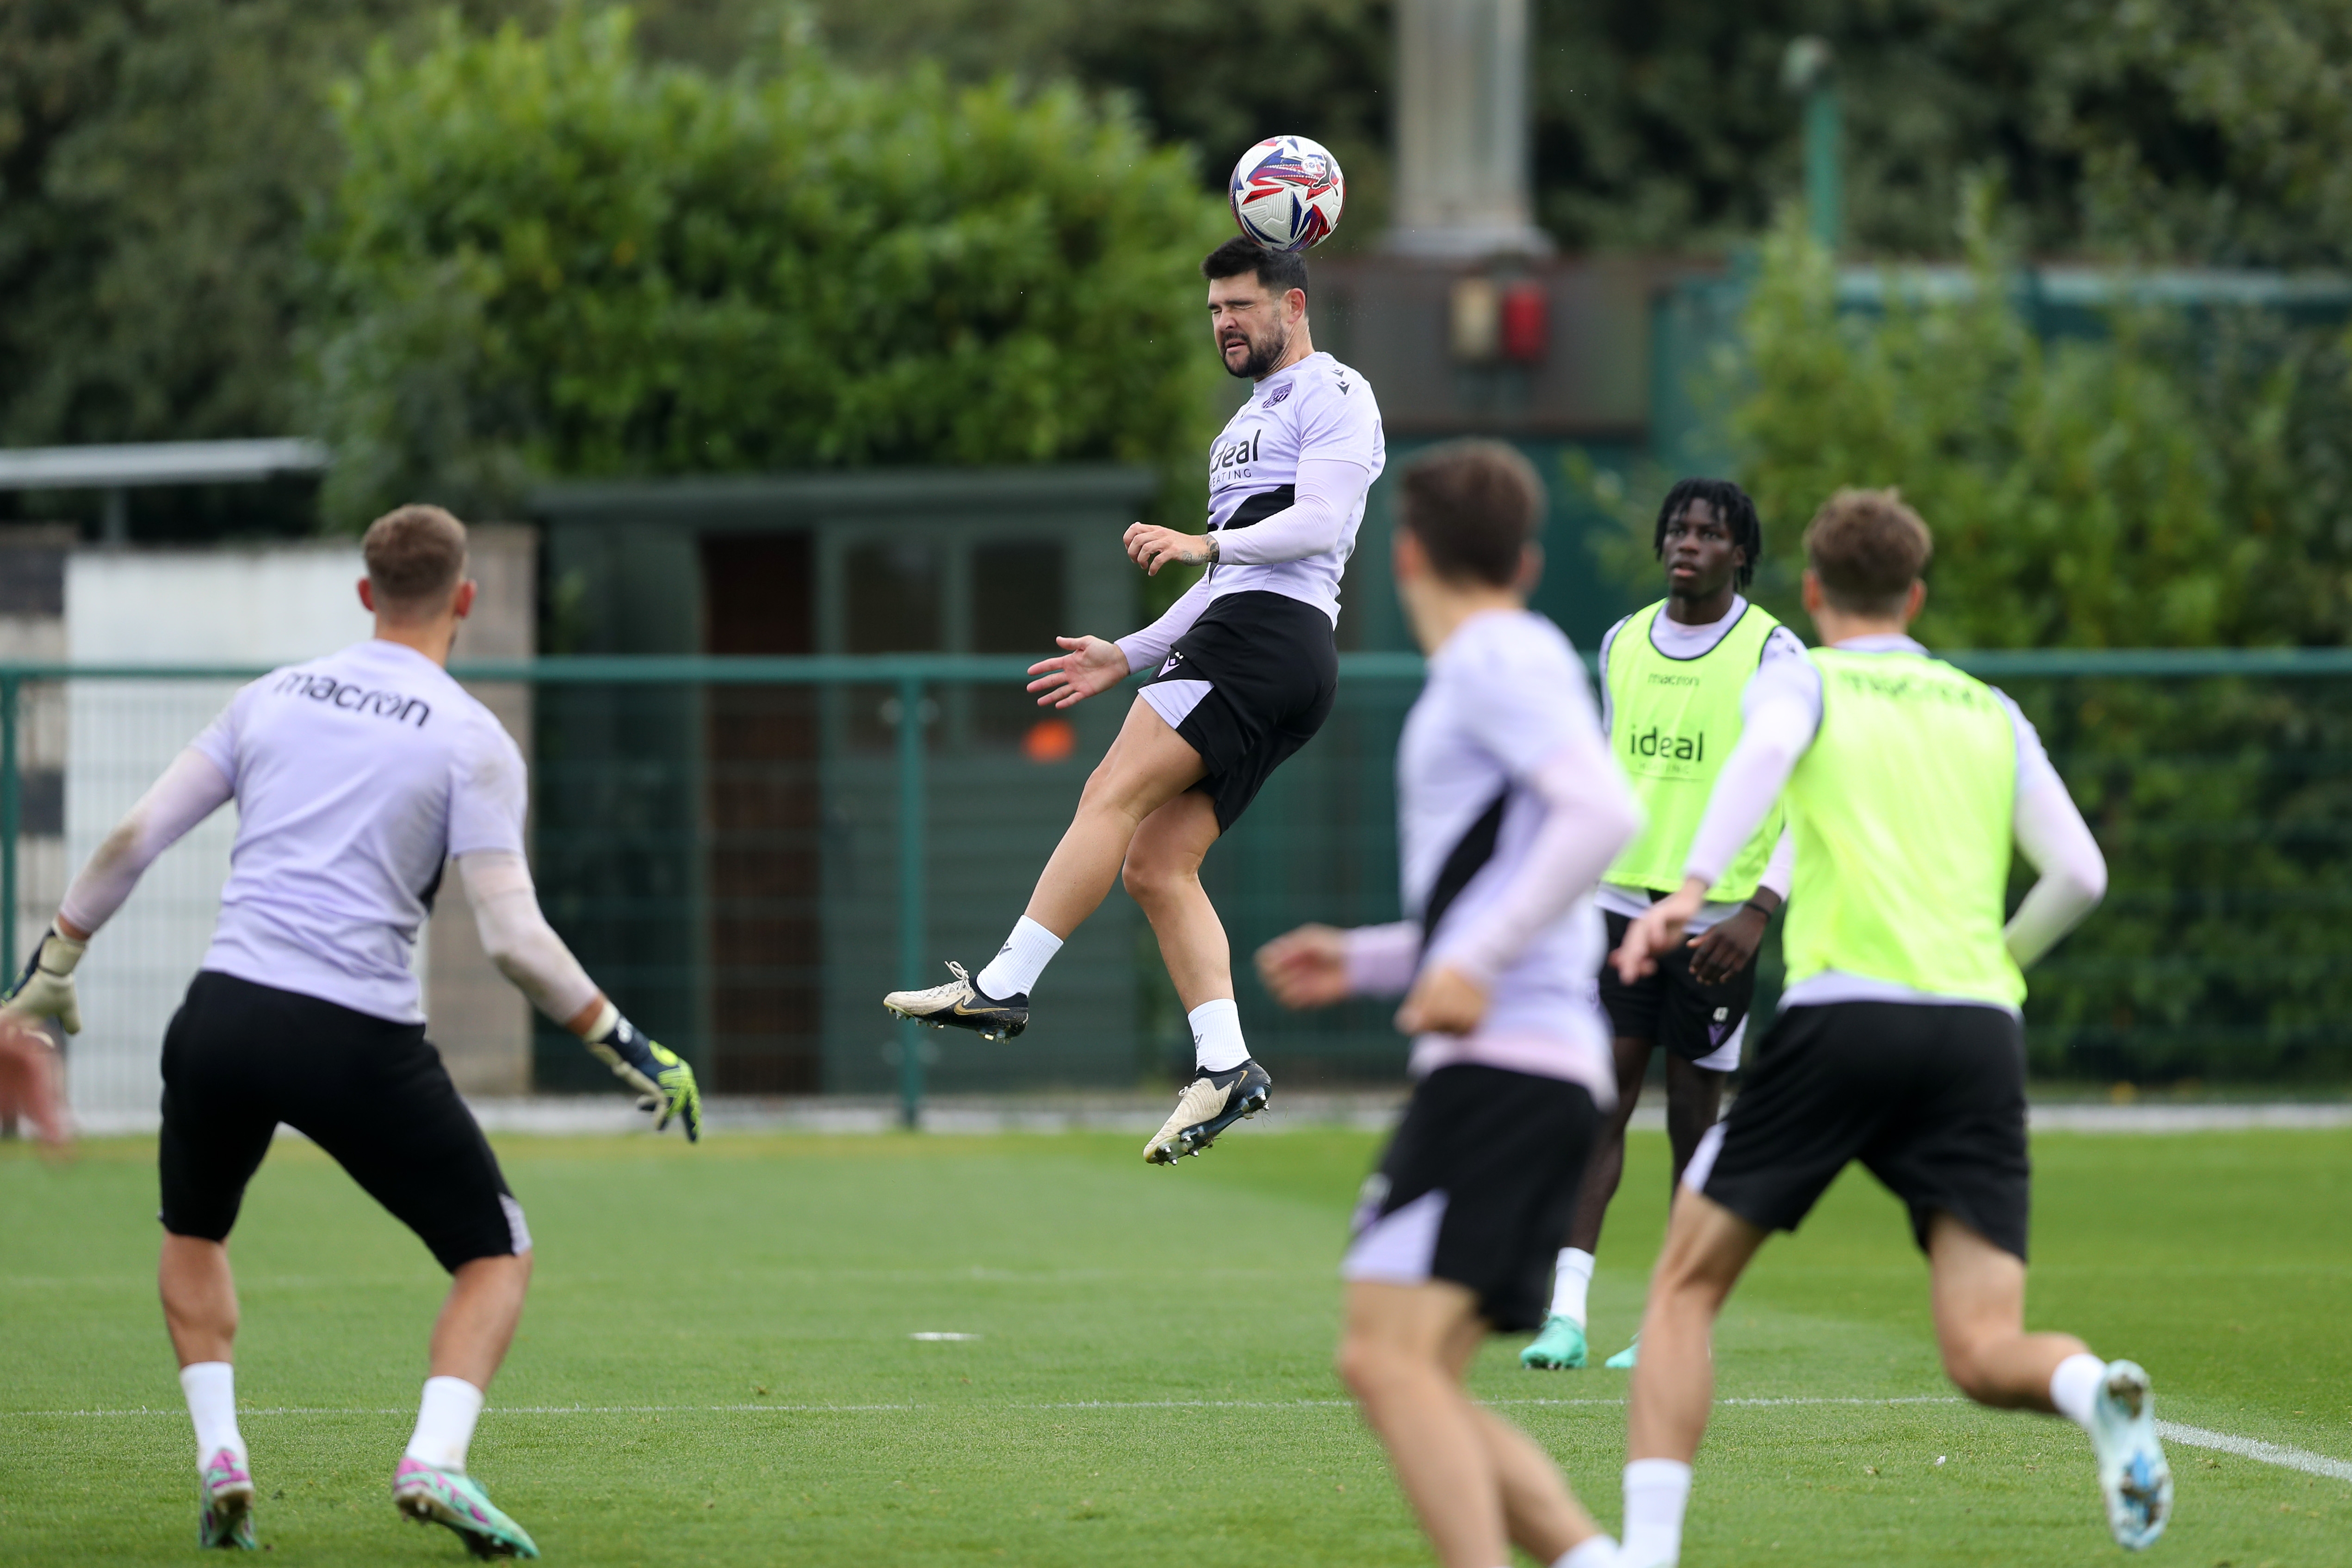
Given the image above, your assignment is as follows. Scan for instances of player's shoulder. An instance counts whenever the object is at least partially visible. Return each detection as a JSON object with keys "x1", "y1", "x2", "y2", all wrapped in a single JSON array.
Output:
[
  {"x1": 1439, "y1": 608, "x2": 1580, "y2": 682},
  {"x1": 1757, "y1": 619, "x2": 1808, "y2": 663},
  {"x1": 1282, "y1": 352, "x2": 1379, "y2": 412}
]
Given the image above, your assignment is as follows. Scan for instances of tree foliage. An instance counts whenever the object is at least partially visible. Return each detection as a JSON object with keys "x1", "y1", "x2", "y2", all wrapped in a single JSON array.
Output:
[
  {"x1": 311, "y1": 8, "x2": 1227, "y2": 527},
  {"x1": 1636, "y1": 204, "x2": 2352, "y2": 1081}
]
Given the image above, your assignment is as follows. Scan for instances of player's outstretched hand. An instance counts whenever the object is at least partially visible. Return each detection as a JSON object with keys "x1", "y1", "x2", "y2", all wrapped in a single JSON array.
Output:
[
  {"x1": 1, "y1": 924, "x2": 85, "y2": 1035},
  {"x1": 1688, "y1": 901, "x2": 1770, "y2": 986},
  {"x1": 585, "y1": 1012, "x2": 702, "y2": 1142},
  {"x1": 1122, "y1": 523, "x2": 1211, "y2": 577},
  {"x1": 1256, "y1": 924, "x2": 1351, "y2": 1010},
  {"x1": 1027, "y1": 636, "x2": 1130, "y2": 710},
  {"x1": 1396, "y1": 963, "x2": 1488, "y2": 1037},
  {"x1": 1613, "y1": 881, "x2": 1709, "y2": 986}
]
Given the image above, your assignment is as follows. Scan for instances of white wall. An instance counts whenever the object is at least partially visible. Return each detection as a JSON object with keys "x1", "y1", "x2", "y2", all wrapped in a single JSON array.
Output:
[{"x1": 64, "y1": 547, "x2": 378, "y2": 1123}]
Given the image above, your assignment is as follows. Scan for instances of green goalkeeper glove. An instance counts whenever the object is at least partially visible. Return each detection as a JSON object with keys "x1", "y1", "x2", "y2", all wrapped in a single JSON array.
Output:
[
  {"x1": 2, "y1": 925, "x2": 85, "y2": 1035},
  {"x1": 584, "y1": 1006, "x2": 700, "y2": 1142}
]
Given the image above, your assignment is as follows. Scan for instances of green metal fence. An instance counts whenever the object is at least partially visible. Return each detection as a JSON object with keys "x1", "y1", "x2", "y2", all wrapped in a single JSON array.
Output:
[{"x1": 9, "y1": 647, "x2": 2352, "y2": 1125}]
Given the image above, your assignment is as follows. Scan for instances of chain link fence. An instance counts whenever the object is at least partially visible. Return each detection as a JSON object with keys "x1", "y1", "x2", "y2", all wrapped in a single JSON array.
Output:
[{"x1": 8, "y1": 648, "x2": 2352, "y2": 1124}]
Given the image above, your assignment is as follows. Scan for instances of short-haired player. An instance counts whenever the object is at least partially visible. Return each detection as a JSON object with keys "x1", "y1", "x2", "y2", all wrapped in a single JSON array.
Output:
[
  {"x1": 1, "y1": 505, "x2": 702, "y2": 1557},
  {"x1": 1609, "y1": 489, "x2": 2170, "y2": 1564},
  {"x1": 1258, "y1": 441, "x2": 1640, "y2": 1568},
  {"x1": 1523, "y1": 479, "x2": 1803, "y2": 1373},
  {"x1": 886, "y1": 238, "x2": 1386, "y2": 1165}
]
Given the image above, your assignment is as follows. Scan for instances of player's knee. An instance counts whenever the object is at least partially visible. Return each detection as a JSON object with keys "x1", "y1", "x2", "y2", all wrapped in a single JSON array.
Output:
[
  {"x1": 1120, "y1": 849, "x2": 1188, "y2": 907},
  {"x1": 1942, "y1": 1345, "x2": 1999, "y2": 1404},
  {"x1": 1334, "y1": 1332, "x2": 1400, "y2": 1398}
]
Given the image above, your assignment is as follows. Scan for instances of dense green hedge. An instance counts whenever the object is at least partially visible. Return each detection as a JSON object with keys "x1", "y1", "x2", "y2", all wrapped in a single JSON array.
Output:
[{"x1": 312, "y1": 9, "x2": 1227, "y2": 526}]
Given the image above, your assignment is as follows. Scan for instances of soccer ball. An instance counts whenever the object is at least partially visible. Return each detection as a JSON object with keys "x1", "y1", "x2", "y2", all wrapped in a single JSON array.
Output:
[{"x1": 1228, "y1": 136, "x2": 1346, "y2": 252}]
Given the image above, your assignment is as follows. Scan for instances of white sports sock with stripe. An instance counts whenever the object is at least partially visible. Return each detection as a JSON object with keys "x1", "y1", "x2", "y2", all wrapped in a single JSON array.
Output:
[
  {"x1": 1189, "y1": 998, "x2": 1250, "y2": 1073},
  {"x1": 976, "y1": 917, "x2": 1061, "y2": 1000}
]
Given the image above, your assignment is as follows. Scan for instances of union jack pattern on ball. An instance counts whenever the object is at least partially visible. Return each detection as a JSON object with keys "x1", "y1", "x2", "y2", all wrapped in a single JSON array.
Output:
[{"x1": 1228, "y1": 135, "x2": 1346, "y2": 253}]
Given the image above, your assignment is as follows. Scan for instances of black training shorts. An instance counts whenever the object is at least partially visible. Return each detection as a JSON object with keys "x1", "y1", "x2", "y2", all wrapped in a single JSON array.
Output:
[
  {"x1": 159, "y1": 971, "x2": 528, "y2": 1272},
  {"x1": 1137, "y1": 589, "x2": 1338, "y2": 831},
  {"x1": 1597, "y1": 907, "x2": 1756, "y2": 1068},
  {"x1": 1343, "y1": 1064, "x2": 1602, "y2": 1332},
  {"x1": 1691, "y1": 1000, "x2": 2031, "y2": 1260}
]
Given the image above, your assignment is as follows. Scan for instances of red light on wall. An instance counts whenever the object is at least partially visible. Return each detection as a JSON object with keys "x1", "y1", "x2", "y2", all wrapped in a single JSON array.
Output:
[
  {"x1": 1023, "y1": 718, "x2": 1077, "y2": 764},
  {"x1": 1500, "y1": 281, "x2": 1547, "y2": 364}
]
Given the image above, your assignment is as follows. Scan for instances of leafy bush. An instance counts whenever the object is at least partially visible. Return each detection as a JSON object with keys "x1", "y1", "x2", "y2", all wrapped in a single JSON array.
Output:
[{"x1": 311, "y1": 8, "x2": 1227, "y2": 526}]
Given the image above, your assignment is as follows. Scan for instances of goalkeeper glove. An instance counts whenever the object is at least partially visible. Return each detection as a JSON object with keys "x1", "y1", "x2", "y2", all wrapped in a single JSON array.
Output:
[
  {"x1": 583, "y1": 1004, "x2": 700, "y2": 1142},
  {"x1": 2, "y1": 925, "x2": 84, "y2": 1035}
]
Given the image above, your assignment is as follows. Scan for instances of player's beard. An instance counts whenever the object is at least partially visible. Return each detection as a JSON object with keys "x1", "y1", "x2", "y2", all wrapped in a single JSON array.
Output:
[{"x1": 1222, "y1": 322, "x2": 1290, "y2": 380}]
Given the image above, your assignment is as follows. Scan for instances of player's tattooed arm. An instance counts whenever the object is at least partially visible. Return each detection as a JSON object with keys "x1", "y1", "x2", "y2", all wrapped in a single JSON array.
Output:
[{"x1": 1122, "y1": 522, "x2": 1215, "y2": 575}]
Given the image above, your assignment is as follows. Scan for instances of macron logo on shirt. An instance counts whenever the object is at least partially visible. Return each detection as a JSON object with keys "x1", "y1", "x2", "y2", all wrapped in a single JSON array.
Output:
[{"x1": 273, "y1": 668, "x2": 432, "y2": 728}]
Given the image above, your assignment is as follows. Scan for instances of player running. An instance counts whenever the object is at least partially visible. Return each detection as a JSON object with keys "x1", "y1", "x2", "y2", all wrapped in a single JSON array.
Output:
[
  {"x1": 885, "y1": 236, "x2": 1385, "y2": 1165},
  {"x1": 1524, "y1": 479, "x2": 1802, "y2": 1374},
  {"x1": 0, "y1": 505, "x2": 701, "y2": 1558},
  {"x1": 1609, "y1": 489, "x2": 2168, "y2": 1565},
  {"x1": 1258, "y1": 442, "x2": 1640, "y2": 1568}
]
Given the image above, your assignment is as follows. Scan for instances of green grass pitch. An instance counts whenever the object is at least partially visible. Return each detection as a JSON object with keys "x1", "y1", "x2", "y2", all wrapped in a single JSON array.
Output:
[{"x1": 4, "y1": 1123, "x2": 2350, "y2": 1566}]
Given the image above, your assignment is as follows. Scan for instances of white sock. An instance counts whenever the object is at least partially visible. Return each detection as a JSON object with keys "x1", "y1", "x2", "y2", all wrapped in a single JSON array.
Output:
[
  {"x1": 1188, "y1": 998, "x2": 1249, "y2": 1073},
  {"x1": 1551, "y1": 1247, "x2": 1596, "y2": 1326},
  {"x1": 2049, "y1": 1351, "x2": 2105, "y2": 1430},
  {"x1": 179, "y1": 1362, "x2": 244, "y2": 1467},
  {"x1": 404, "y1": 1376, "x2": 486, "y2": 1473},
  {"x1": 1555, "y1": 1535, "x2": 1621, "y2": 1568},
  {"x1": 975, "y1": 916, "x2": 1062, "y2": 1000},
  {"x1": 1621, "y1": 1458, "x2": 1693, "y2": 1568}
]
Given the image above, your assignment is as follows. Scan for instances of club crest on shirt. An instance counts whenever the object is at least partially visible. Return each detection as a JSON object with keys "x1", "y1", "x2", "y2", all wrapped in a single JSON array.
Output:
[{"x1": 1267, "y1": 383, "x2": 1292, "y2": 406}]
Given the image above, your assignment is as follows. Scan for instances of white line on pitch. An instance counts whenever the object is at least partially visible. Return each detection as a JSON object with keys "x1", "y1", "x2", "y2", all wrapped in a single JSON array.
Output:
[
  {"x1": 2158, "y1": 1421, "x2": 2352, "y2": 1482},
  {"x1": 18, "y1": 1398, "x2": 2352, "y2": 1487}
]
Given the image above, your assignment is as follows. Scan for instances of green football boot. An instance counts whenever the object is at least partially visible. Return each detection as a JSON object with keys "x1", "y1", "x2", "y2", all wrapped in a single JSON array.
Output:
[
  {"x1": 196, "y1": 1449, "x2": 257, "y2": 1549},
  {"x1": 1520, "y1": 1314, "x2": 1589, "y2": 1370},
  {"x1": 393, "y1": 1459, "x2": 540, "y2": 1559},
  {"x1": 1604, "y1": 1334, "x2": 1640, "y2": 1370}
]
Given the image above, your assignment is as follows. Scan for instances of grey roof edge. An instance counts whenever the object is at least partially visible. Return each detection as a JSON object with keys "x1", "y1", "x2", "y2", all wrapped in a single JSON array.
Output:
[
  {"x1": 531, "y1": 463, "x2": 1161, "y2": 523},
  {"x1": 0, "y1": 438, "x2": 329, "y2": 491}
]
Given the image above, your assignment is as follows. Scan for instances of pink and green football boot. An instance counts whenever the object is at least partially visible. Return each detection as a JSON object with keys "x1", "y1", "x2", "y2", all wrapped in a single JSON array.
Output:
[
  {"x1": 393, "y1": 1458, "x2": 540, "y2": 1559},
  {"x1": 196, "y1": 1449, "x2": 256, "y2": 1550}
]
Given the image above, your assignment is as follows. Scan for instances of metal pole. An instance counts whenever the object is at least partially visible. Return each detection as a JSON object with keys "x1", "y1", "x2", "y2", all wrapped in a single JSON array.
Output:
[
  {"x1": 894, "y1": 674, "x2": 927, "y2": 1130},
  {"x1": 1804, "y1": 82, "x2": 1842, "y2": 254},
  {"x1": 1783, "y1": 37, "x2": 1840, "y2": 255},
  {"x1": 1, "y1": 674, "x2": 17, "y2": 970}
]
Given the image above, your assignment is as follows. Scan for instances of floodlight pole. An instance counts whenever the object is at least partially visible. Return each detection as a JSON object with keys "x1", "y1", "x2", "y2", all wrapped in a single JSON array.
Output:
[
  {"x1": 894, "y1": 674, "x2": 928, "y2": 1130},
  {"x1": 1783, "y1": 37, "x2": 1841, "y2": 254}
]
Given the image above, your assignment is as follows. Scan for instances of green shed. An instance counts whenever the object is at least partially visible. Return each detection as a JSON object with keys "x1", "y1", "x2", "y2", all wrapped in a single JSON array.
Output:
[{"x1": 530, "y1": 465, "x2": 1160, "y2": 1097}]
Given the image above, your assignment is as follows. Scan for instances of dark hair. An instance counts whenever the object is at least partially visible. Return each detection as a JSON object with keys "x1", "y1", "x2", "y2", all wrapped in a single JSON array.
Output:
[
  {"x1": 362, "y1": 503, "x2": 468, "y2": 609},
  {"x1": 1201, "y1": 236, "x2": 1308, "y2": 299},
  {"x1": 1803, "y1": 487, "x2": 1933, "y2": 615},
  {"x1": 1653, "y1": 477, "x2": 1762, "y2": 591},
  {"x1": 1397, "y1": 440, "x2": 1547, "y2": 588}
]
